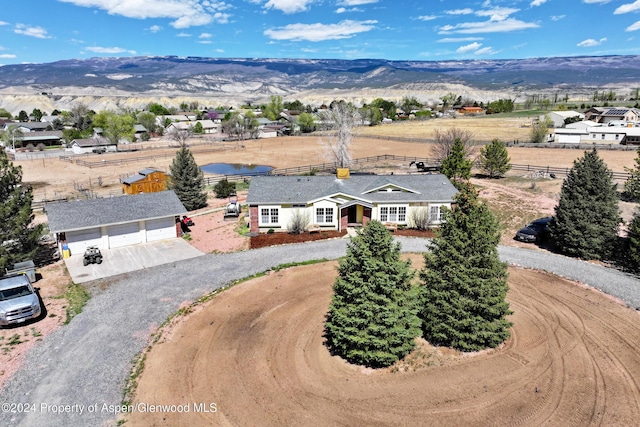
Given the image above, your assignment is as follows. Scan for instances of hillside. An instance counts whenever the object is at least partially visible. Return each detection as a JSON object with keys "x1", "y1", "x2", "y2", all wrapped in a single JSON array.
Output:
[{"x1": 1, "y1": 55, "x2": 640, "y2": 114}]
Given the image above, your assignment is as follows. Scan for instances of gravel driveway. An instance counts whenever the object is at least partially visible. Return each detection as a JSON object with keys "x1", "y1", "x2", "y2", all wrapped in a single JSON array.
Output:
[{"x1": 1, "y1": 238, "x2": 638, "y2": 427}]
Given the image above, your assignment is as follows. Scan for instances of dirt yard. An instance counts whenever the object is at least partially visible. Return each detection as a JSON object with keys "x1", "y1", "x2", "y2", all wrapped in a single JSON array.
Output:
[{"x1": 125, "y1": 256, "x2": 640, "y2": 426}]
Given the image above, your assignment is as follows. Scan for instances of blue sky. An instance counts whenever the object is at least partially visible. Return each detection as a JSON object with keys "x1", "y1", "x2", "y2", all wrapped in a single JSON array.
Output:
[{"x1": 1, "y1": 0, "x2": 640, "y2": 65}]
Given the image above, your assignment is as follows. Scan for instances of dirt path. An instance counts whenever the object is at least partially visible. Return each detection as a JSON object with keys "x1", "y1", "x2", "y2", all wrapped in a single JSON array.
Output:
[{"x1": 127, "y1": 258, "x2": 640, "y2": 426}]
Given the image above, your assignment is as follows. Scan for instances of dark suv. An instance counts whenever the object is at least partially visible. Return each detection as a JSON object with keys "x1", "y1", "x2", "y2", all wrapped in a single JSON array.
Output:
[{"x1": 515, "y1": 217, "x2": 553, "y2": 243}]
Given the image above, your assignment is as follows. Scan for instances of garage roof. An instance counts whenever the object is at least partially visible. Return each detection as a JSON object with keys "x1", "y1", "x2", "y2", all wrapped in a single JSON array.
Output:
[{"x1": 45, "y1": 190, "x2": 187, "y2": 233}]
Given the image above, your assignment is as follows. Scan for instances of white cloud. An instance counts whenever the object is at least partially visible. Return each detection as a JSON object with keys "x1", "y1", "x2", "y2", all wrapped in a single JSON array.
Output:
[
  {"x1": 148, "y1": 25, "x2": 162, "y2": 33},
  {"x1": 58, "y1": 0, "x2": 231, "y2": 28},
  {"x1": 475, "y1": 7, "x2": 519, "y2": 21},
  {"x1": 474, "y1": 46, "x2": 497, "y2": 55},
  {"x1": 457, "y1": 42, "x2": 482, "y2": 53},
  {"x1": 551, "y1": 15, "x2": 566, "y2": 21},
  {"x1": 176, "y1": 32, "x2": 191, "y2": 37},
  {"x1": 577, "y1": 37, "x2": 607, "y2": 47},
  {"x1": 626, "y1": 21, "x2": 640, "y2": 31},
  {"x1": 336, "y1": 7, "x2": 346, "y2": 13},
  {"x1": 446, "y1": 8, "x2": 474, "y2": 15},
  {"x1": 85, "y1": 46, "x2": 137, "y2": 54},
  {"x1": 264, "y1": 19, "x2": 376, "y2": 41},
  {"x1": 417, "y1": 15, "x2": 437, "y2": 21},
  {"x1": 583, "y1": 0, "x2": 611, "y2": 3},
  {"x1": 530, "y1": 0, "x2": 547, "y2": 6},
  {"x1": 439, "y1": 18, "x2": 539, "y2": 34},
  {"x1": 438, "y1": 37, "x2": 483, "y2": 43},
  {"x1": 0, "y1": 21, "x2": 9, "y2": 26},
  {"x1": 336, "y1": 7, "x2": 362, "y2": 13},
  {"x1": 199, "y1": 32, "x2": 213, "y2": 38},
  {"x1": 264, "y1": 0, "x2": 317, "y2": 14},
  {"x1": 615, "y1": 1, "x2": 640, "y2": 14},
  {"x1": 0, "y1": 54, "x2": 17, "y2": 59},
  {"x1": 14, "y1": 24, "x2": 51, "y2": 39},
  {"x1": 338, "y1": 0, "x2": 378, "y2": 4}
]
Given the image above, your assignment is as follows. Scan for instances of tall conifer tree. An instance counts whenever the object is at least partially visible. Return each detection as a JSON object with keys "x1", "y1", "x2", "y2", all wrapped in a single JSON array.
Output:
[
  {"x1": 324, "y1": 220, "x2": 420, "y2": 368},
  {"x1": 0, "y1": 149, "x2": 43, "y2": 271},
  {"x1": 550, "y1": 148, "x2": 620, "y2": 260},
  {"x1": 169, "y1": 145, "x2": 207, "y2": 211},
  {"x1": 419, "y1": 184, "x2": 512, "y2": 351}
]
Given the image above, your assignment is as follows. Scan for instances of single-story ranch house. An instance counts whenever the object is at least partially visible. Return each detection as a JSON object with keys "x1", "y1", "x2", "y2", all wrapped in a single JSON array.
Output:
[
  {"x1": 45, "y1": 191, "x2": 186, "y2": 256},
  {"x1": 246, "y1": 173, "x2": 458, "y2": 233}
]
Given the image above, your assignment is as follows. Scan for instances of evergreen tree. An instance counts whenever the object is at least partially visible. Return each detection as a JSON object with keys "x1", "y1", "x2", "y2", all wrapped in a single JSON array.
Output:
[
  {"x1": 324, "y1": 220, "x2": 421, "y2": 368},
  {"x1": 169, "y1": 145, "x2": 207, "y2": 211},
  {"x1": 627, "y1": 211, "x2": 640, "y2": 272},
  {"x1": 623, "y1": 147, "x2": 640, "y2": 202},
  {"x1": 550, "y1": 149, "x2": 620, "y2": 260},
  {"x1": 477, "y1": 139, "x2": 511, "y2": 178},
  {"x1": 419, "y1": 183, "x2": 512, "y2": 352},
  {"x1": 0, "y1": 149, "x2": 43, "y2": 272},
  {"x1": 440, "y1": 138, "x2": 473, "y2": 183}
]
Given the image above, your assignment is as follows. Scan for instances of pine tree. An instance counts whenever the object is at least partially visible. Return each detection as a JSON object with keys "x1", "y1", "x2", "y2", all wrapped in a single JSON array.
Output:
[
  {"x1": 550, "y1": 149, "x2": 620, "y2": 260},
  {"x1": 324, "y1": 220, "x2": 421, "y2": 368},
  {"x1": 440, "y1": 138, "x2": 472, "y2": 183},
  {"x1": 169, "y1": 145, "x2": 207, "y2": 211},
  {"x1": 0, "y1": 149, "x2": 43, "y2": 272},
  {"x1": 419, "y1": 183, "x2": 512, "y2": 352},
  {"x1": 627, "y1": 211, "x2": 640, "y2": 272},
  {"x1": 477, "y1": 139, "x2": 511, "y2": 178},
  {"x1": 623, "y1": 147, "x2": 640, "y2": 202}
]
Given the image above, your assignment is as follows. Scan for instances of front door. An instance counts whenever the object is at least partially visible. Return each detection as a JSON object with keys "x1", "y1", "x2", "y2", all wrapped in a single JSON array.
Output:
[{"x1": 348, "y1": 205, "x2": 358, "y2": 224}]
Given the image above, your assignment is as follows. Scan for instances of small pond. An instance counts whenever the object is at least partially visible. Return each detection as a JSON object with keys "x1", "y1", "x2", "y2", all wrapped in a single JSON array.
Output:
[{"x1": 200, "y1": 162, "x2": 274, "y2": 175}]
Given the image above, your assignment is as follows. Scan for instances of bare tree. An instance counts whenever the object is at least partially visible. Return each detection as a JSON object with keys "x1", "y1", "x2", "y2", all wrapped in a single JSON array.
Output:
[
  {"x1": 432, "y1": 128, "x2": 477, "y2": 163},
  {"x1": 320, "y1": 102, "x2": 360, "y2": 168},
  {"x1": 167, "y1": 125, "x2": 192, "y2": 146}
]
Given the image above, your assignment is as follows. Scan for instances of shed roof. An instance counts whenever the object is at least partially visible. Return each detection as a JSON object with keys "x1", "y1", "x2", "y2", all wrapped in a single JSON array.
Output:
[
  {"x1": 45, "y1": 190, "x2": 186, "y2": 233},
  {"x1": 246, "y1": 174, "x2": 458, "y2": 205}
]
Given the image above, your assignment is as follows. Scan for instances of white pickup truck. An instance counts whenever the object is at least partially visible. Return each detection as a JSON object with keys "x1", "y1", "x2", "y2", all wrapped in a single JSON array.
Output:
[{"x1": 0, "y1": 274, "x2": 42, "y2": 327}]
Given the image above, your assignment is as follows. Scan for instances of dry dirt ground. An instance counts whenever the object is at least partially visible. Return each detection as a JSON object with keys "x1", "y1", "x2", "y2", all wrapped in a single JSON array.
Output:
[{"x1": 126, "y1": 256, "x2": 640, "y2": 427}]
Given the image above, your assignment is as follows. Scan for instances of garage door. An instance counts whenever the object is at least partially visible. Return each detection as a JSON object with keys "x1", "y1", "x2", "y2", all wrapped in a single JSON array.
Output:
[
  {"x1": 145, "y1": 217, "x2": 177, "y2": 242},
  {"x1": 108, "y1": 222, "x2": 142, "y2": 248},
  {"x1": 557, "y1": 134, "x2": 581, "y2": 144},
  {"x1": 66, "y1": 228, "x2": 102, "y2": 255}
]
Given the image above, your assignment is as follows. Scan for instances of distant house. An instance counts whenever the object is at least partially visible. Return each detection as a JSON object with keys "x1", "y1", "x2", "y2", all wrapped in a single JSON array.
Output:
[
  {"x1": 19, "y1": 131, "x2": 63, "y2": 148},
  {"x1": 15, "y1": 122, "x2": 53, "y2": 132},
  {"x1": 45, "y1": 191, "x2": 187, "y2": 255},
  {"x1": 166, "y1": 120, "x2": 218, "y2": 134},
  {"x1": 544, "y1": 111, "x2": 585, "y2": 128},
  {"x1": 121, "y1": 168, "x2": 169, "y2": 194},
  {"x1": 246, "y1": 173, "x2": 458, "y2": 234},
  {"x1": 134, "y1": 124, "x2": 148, "y2": 138},
  {"x1": 584, "y1": 107, "x2": 640, "y2": 124},
  {"x1": 70, "y1": 137, "x2": 116, "y2": 154},
  {"x1": 458, "y1": 106, "x2": 483, "y2": 115}
]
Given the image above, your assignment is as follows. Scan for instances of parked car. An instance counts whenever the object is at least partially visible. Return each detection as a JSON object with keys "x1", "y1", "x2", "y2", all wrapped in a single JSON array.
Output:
[
  {"x1": 515, "y1": 217, "x2": 553, "y2": 243},
  {"x1": 0, "y1": 274, "x2": 42, "y2": 326},
  {"x1": 92, "y1": 147, "x2": 106, "y2": 154}
]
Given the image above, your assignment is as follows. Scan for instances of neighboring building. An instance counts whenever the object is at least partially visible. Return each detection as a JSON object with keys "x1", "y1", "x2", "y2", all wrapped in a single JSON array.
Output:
[
  {"x1": 544, "y1": 111, "x2": 585, "y2": 128},
  {"x1": 166, "y1": 120, "x2": 219, "y2": 134},
  {"x1": 19, "y1": 131, "x2": 63, "y2": 148},
  {"x1": 121, "y1": 168, "x2": 169, "y2": 194},
  {"x1": 45, "y1": 190, "x2": 186, "y2": 256},
  {"x1": 458, "y1": 106, "x2": 484, "y2": 115},
  {"x1": 584, "y1": 107, "x2": 640, "y2": 124},
  {"x1": 246, "y1": 173, "x2": 458, "y2": 234},
  {"x1": 13, "y1": 122, "x2": 53, "y2": 133},
  {"x1": 553, "y1": 125, "x2": 640, "y2": 144},
  {"x1": 70, "y1": 137, "x2": 116, "y2": 154}
]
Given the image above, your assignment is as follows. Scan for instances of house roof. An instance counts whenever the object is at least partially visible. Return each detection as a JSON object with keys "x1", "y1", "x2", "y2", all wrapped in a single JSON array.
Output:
[
  {"x1": 45, "y1": 190, "x2": 186, "y2": 233},
  {"x1": 17, "y1": 122, "x2": 52, "y2": 131},
  {"x1": 121, "y1": 168, "x2": 165, "y2": 184},
  {"x1": 71, "y1": 137, "x2": 113, "y2": 147},
  {"x1": 246, "y1": 174, "x2": 458, "y2": 206}
]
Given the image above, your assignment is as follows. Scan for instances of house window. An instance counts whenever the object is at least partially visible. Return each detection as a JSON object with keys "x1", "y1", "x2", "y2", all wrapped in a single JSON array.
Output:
[
  {"x1": 615, "y1": 134, "x2": 619, "y2": 140},
  {"x1": 379, "y1": 206, "x2": 407, "y2": 223},
  {"x1": 260, "y1": 208, "x2": 279, "y2": 224},
  {"x1": 601, "y1": 134, "x2": 605, "y2": 140},
  {"x1": 592, "y1": 134, "x2": 596, "y2": 138},
  {"x1": 429, "y1": 205, "x2": 442, "y2": 222},
  {"x1": 316, "y1": 207, "x2": 334, "y2": 223}
]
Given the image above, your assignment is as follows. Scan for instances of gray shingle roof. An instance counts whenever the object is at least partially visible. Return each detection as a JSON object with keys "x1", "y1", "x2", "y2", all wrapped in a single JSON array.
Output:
[
  {"x1": 246, "y1": 174, "x2": 458, "y2": 205},
  {"x1": 45, "y1": 190, "x2": 186, "y2": 233}
]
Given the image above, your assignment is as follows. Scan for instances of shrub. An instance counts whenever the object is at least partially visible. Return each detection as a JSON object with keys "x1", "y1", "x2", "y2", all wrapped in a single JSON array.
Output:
[
  {"x1": 288, "y1": 209, "x2": 310, "y2": 234},
  {"x1": 26, "y1": 143, "x2": 35, "y2": 152},
  {"x1": 36, "y1": 143, "x2": 46, "y2": 151},
  {"x1": 409, "y1": 207, "x2": 430, "y2": 230},
  {"x1": 213, "y1": 179, "x2": 236, "y2": 198}
]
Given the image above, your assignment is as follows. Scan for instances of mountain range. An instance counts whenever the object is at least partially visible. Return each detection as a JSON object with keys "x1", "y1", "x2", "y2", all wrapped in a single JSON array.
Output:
[{"x1": 0, "y1": 55, "x2": 639, "y2": 113}]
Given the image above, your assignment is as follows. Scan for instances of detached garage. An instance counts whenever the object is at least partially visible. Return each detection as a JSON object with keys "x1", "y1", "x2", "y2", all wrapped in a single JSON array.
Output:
[{"x1": 45, "y1": 191, "x2": 187, "y2": 257}]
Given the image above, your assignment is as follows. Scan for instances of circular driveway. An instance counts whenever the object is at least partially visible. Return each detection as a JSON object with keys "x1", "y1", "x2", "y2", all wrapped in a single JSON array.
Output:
[{"x1": 1, "y1": 238, "x2": 638, "y2": 426}]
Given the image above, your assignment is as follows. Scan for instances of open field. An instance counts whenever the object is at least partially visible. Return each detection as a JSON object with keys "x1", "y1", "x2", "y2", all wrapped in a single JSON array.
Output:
[{"x1": 126, "y1": 256, "x2": 640, "y2": 426}]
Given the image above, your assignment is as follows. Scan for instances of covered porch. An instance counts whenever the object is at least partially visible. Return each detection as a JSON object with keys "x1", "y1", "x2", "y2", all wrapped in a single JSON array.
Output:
[{"x1": 339, "y1": 200, "x2": 373, "y2": 231}]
